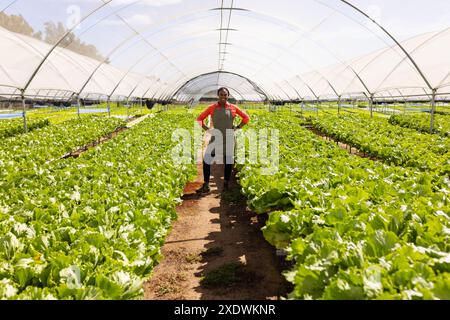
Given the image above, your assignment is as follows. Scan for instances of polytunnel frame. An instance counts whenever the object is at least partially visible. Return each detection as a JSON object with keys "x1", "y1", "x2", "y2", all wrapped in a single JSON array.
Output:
[
  {"x1": 11, "y1": 1, "x2": 365, "y2": 102},
  {"x1": 0, "y1": 0, "x2": 428, "y2": 97},
  {"x1": 142, "y1": 10, "x2": 370, "y2": 103},
  {"x1": 0, "y1": 0, "x2": 446, "y2": 132},
  {"x1": 1, "y1": 2, "x2": 413, "y2": 101},
  {"x1": 172, "y1": 71, "x2": 268, "y2": 103}
]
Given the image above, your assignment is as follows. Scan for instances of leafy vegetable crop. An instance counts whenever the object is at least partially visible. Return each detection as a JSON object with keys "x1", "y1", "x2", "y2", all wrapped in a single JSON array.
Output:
[{"x1": 237, "y1": 111, "x2": 450, "y2": 300}]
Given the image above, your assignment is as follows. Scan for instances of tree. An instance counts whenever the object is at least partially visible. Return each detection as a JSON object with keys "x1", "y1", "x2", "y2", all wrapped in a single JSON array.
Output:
[
  {"x1": 43, "y1": 21, "x2": 108, "y2": 62},
  {"x1": 0, "y1": 13, "x2": 108, "y2": 62},
  {"x1": 0, "y1": 12, "x2": 42, "y2": 40}
]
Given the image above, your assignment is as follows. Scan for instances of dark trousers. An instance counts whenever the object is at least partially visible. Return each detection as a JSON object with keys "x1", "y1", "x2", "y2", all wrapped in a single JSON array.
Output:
[{"x1": 203, "y1": 150, "x2": 232, "y2": 184}]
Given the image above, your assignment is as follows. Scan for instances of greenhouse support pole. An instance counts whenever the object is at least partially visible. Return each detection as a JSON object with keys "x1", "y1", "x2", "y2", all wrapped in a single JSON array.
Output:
[
  {"x1": 430, "y1": 88, "x2": 437, "y2": 134},
  {"x1": 338, "y1": 96, "x2": 342, "y2": 115},
  {"x1": 126, "y1": 97, "x2": 130, "y2": 121},
  {"x1": 77, "y1": 95, "x2": 81, "y2": 119},
  {"x1": 107, "y1": 98, "x2": 111, "y2": 118},
  {"x1": 369, "y1": 94, "x2": 374, "y2": 118},
  {"x1": 21, "y1": 91, "x2": 27, "y2": 132}
]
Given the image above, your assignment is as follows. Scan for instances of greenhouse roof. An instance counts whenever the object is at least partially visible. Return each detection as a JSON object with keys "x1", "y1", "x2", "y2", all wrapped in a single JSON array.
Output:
[{"x1": 0, "y1": 0, "x2": 450, "y2": 101}]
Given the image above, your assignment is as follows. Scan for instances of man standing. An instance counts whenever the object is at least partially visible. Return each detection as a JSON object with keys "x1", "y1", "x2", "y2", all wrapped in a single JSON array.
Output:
[{"x1": 196, "y1": 87, "x2": 250, "y2": 193}]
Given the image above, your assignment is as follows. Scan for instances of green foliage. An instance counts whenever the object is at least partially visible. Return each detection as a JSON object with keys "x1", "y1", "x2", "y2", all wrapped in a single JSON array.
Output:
[
  {"x1": 0, "y1": 112, "x2": 196, "y2": 299},
  {"x1": 390, "y1": 114, "x2": 450, "y2": 137},
  {"x1": 312, "y1": 114, "x2": 450, "y2": 173},
  {"x1": 0, "y1": 118, "x2": 50, "y2": 138},
  {"x1": 237, "y1": 111, "x2": 450, "y2": 300}
]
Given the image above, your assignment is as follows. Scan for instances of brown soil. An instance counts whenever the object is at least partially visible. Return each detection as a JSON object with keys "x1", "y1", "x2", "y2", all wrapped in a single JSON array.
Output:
[
  {"x1": 47, "y1": 114, "x2": 150, "y2": 164},
  {"x1": 64, "y1": 126, "x2": 128, "y2": 159},
  {"x1": 144, "y1": 162, "x2": 290, "y2": 300}
]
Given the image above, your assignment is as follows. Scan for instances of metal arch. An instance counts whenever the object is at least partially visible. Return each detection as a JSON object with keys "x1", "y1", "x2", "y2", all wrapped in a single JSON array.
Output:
[
  {"x1": 348, "y1": 66, "x2": 372, "y2": 96},
  {"x1": 169, "y1": 74, "x2": 259, "y2": 102},
  {"x1": 135, "y1": 33, "x2": 301, "y2": 96},
  {"x1": 152, "y1": 59, "x2": 278, "y2": 101},
  {"x1": 271, "y1": 82, "x2": 293, "y2": 101},
  {"x1": 137, "y1": 42, "x2": 276, "y2": 98},
  {"x1": 182, "y1": 77, "x2": 250, "y2": 101},
  {"x1": 1, "y1": 26, "x2": 76, "y2": 91},
  {"x1": 73, "y1": 8, "x2": 223, "y2": 97},
  {"x1": 79, "y1": 13, "x2": 266, "y2": 99},
  {"x1": 76, "y1": 3, "x2": 358, "y2": 100},
  {"x1": 171, "y1": 80, "x2": 256, "y2": 103},
  {"x1": 76, "y1": 34, "x2": 138, "y2": 97},
  {"x1": 226, "y1": 8, "x2": 372, "y2": 100},
  {"x1": 176, "y1": 84, "x2": 247, "y2": 103},
  {"x1": 22, "y1": 1, "x2": 112, "y2": 93},
  {"x1": 138, "y1": 2, "x2": 412, "y2": 101},
  {"x1": 170, "y1": 71, "x2": 268, "y2": 100},
  {"x1": 84, "y1": 3, "x2": 367, "y2": 100},
  {"x1": 12, "y1": 0, "x2": 437, "y2": 101},
  {"x1": 282, "y1": 80, "x2": 304, "y2": 101},
  {"x1": 106, "y1": 40, "x2": 186, "y2": 99},
  {"x1": 339, "y1": 0, "x2": 433, "y2": 91},
  {"x1": 169, "y1": 74, "x2": 266, "y2": 102},
  {"x1": 0, "y1": 0, "x2": 19, "y2": 13},
  {"x1": 75, "y1": 2, "x2": 206, "y2": 96},
  {"x1": 375, "y1": 28, "x2": 450, "y2": 93},
  {"x1": 118, "y1": 0, "x2": 406, "y2": 101},
  {"x1": 340, "y1": 47, "x2": 394, "y2": 96},
  {"x1": 294, "y1": 75, "x2": 319, "y2": 100},
  {"x1": 78, "y1": 4, "x2": 277, "y2": 99}
]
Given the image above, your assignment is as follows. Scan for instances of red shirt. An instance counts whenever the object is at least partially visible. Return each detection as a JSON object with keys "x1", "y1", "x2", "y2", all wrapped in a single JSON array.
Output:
[{"x1": 196, "y1": 102, "x2": 250, "y2": 127}]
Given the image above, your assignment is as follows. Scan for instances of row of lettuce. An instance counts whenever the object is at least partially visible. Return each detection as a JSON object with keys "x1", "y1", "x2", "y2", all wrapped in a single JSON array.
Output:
[
  {"x1": 0, "y1": 112, "x2": 196, "y2": 299},
  {"x1": 0, "y1": 118, "x2": 50, "y2": 139},
  {"x1": 389, "y1": 114, "x2": 450, "y2": 137},
  {"x1": 311, "y1": 114, "x2": 450, "y2": 175},
  {"x1": 0, "y1": 116, "x2": 125, "y2": 183},
  {"x1": 236, "y1": 111, "x2": 450, "y2": 300}
]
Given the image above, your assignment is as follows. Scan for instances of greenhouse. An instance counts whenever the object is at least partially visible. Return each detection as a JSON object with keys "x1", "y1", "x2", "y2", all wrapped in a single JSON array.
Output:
[{"x1": 0, "y1": 0, "x2": 450, "y2": 303}]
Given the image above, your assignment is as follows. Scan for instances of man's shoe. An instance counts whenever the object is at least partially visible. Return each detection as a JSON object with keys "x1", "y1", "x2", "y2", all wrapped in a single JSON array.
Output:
[{"x1": 196, "y1": 183, "x2": 211, "y2": 194}]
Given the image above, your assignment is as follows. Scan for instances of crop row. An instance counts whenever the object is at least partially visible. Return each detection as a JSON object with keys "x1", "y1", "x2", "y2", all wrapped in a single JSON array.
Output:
[
  {"x1": 0, "y1": 118, "x2": 50, "y2": 139},
  {"x1": 311, "y1": 114, "x2": 450, "y2": 174},
  {"x1": 389, "y1": 114, "x2": 450, "y2": 137},
  {"x1": 0, "y1": 112, "x2": 196, "y2": 299},
  {"x1": 0, "y1": 116, "x2": 125, "y2": 184},
  {"x1": 236, "y1": 111, "x2": 450, "y2": 300}
]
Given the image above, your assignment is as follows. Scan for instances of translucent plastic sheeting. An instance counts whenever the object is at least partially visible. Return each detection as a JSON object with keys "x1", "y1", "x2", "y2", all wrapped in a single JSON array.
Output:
[
  {"x1": 78, "y1": 108, "x2": 109, "y2": 114},
  {"x1": 174, "y1": 71, "x2": 268, "y2": 103},
  {"x1": 0, "y1": 0, "x2": 449, "y2": 102},
  {"x1": 0, "y1": 112, "x2": 23, "y2": 119}
]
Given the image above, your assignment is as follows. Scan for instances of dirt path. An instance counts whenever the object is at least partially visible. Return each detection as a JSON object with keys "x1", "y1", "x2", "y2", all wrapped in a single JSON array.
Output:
[{"x1": 144, "y1": 161, "x2": 289, "y2": 300}]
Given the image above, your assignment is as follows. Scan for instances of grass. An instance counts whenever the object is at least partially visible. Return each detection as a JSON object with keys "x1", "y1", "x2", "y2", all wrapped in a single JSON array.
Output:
[
  {"x1": 200, "y1": 262, "x2": 242, "y2": 287},
  {"x1": 201, "y1": 246, "x2": 224, "y2": 258},
  {"x1": 221, "y1": 188, "x2": 244, "y2": 204},
  {"x1": 185, "y1": 252, "x2": 202, "y2": 264}
]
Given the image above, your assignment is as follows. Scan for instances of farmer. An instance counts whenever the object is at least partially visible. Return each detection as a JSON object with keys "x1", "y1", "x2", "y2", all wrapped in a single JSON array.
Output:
[{"x1": 196, "y1": 87, "x2": 250, "y2": 193}]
